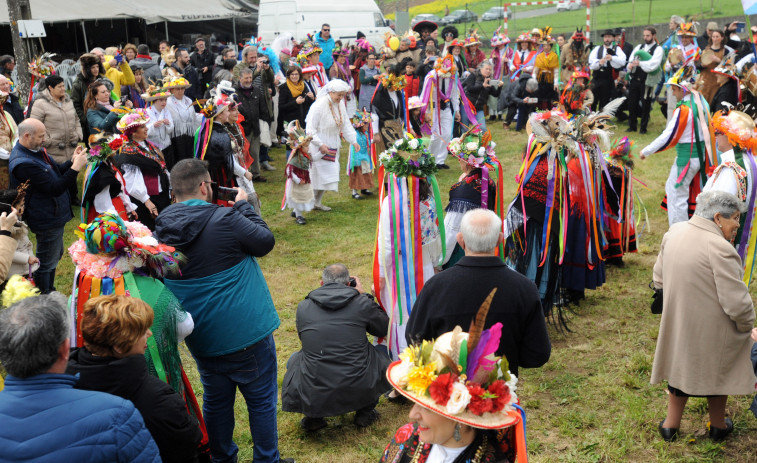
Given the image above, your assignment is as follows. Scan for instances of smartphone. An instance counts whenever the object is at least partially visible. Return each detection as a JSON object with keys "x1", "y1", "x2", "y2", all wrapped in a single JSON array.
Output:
[
  {"x1": 217, "y1": 186, "x2": 237, "y2": 202},
  {"x1": 735, "y1": 21, "x2": 746, "y2": 33},
  {"x1": 348, "y1": 277, "x2": 357, "y2": 287},
  {"x1": 489, "y1": 79, "x2": 502, "y2": 87}
]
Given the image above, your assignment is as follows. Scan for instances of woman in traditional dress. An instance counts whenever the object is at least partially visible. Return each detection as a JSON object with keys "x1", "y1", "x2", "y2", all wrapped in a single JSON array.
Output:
[
  {"x1": 380, "y1": 295, "x2": 527, "y2": 463},
  {"x1": 81, "y1": 133, "x2": 137, "y2": 224},
  {"x1": 305, "y1": 79, "x2": 360, "y2": 211},
  {"x1": 533, "y1": 28, "x2": 560, "y2": 111},
  {"x1": 603, "y1": 137, "x2": 637, "y2": 267},
  {"x1": 143, "y1": 85, "x2": 175, "y2": 169},
  {"x1": 113, "y1": 109, "x2": 171, "y2": 230},
  {"x1": 164, "y1": 76, "x2": 200, "y2": 164},
  {"x1": 375, "y1": 135, "x2": 443, "y2": 359},
  {"x1": 695, "y1": 29, "x2": 733, "y2": 105}
]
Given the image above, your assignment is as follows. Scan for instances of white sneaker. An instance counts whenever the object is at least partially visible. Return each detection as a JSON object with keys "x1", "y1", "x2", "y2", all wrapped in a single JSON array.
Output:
[
  {"x1": 262, "y1": 161, "x2": 276, "y2": 171},
  {"x1": 313, "y1": 204, "x2": 331, "y2": 211}
]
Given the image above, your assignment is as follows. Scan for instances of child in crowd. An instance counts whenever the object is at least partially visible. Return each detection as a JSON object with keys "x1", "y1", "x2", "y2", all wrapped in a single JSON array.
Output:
[{"x1": 348, "y1": 111, "x2": 375, "y2": 200}]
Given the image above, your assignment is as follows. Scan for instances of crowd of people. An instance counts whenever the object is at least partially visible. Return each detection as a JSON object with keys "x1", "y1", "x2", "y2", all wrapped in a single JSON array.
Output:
[{"x1": 1, "y1": 11, "x2": 757, "y2": 463}]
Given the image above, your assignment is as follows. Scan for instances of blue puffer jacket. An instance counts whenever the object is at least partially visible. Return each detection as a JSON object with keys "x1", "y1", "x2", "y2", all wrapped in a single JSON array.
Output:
[
  {"x1": 0, "y1": 374, "x2": 162, "y2": 462},
  {"x1": 315, "y1": 32, "x2": 335, "y2": 70}
]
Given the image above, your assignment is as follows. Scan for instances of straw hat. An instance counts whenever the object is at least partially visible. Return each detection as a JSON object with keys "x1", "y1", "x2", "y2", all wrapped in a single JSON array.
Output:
[
  {"x1": 386, "y1": 289, "x2": 520, "y2": 430},
  {"x1": 408, "y1": 96, "x2": 425, "y2": 110},
  {"x1": 140, "y1": 84, "x2": 171, "y2": 102},
  {"x1": 163, "y1": 76, "x2": 191, "y2": 90},
  {"x1": 711, "y1": 109, "x2": 757, "y2": 152},
  {"x1": 116, "y1": 109, "x2": 151, "y2": 133},
  {"x1": 447, "y1": 128, "x2": 498, "y2": 169}
]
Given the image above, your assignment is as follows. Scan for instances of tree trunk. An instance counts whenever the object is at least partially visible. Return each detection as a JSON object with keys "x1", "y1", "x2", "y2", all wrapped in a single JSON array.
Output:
[{"x1": 6, "y1": 0, "x2": 33, "y2": 108}]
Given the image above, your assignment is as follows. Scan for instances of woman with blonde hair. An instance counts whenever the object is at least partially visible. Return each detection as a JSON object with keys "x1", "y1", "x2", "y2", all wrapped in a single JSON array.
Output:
[{"x1": 67, "y1": 295, "x2": 202, "y2": 463}]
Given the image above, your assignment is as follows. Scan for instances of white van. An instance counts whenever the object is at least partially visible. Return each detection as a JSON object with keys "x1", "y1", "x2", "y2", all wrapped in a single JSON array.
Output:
[{"x1": 258, "y1": 0, "x2": 393, "y2": 49}]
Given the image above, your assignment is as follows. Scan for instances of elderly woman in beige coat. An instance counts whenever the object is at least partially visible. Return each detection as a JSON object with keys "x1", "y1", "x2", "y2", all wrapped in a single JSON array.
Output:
[
  {"x1": 652, "y1": 190, "x2": 756, "y2": 443},
  {"x1": 29, "y1": 75, "x2": 82, "y2": 163}
]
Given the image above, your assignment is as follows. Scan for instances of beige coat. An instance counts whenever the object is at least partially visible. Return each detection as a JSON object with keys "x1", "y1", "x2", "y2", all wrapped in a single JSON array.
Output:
[
  {"x1": 651, "y1": 215, "x2": 756, "y2": 395},
  {"x1": 0, "y1": 234, "x2": 17, "y2": 283},
  {"x1": 29, "y1": 89, "x2": 82, "y2": 163}
]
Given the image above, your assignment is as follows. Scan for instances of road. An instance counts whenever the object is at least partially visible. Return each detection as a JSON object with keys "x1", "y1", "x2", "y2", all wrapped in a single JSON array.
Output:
[{"x1": 511, "y1": 6, "x2": 558, "y2": 20}]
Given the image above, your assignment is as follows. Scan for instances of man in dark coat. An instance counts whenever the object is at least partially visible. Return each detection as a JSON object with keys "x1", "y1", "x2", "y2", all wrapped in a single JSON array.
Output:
[
  {"x1": 190, "y1": 37, "x2": 216, "y2": 91},
  {"x1": 9, "y1": 119, "x2": 87, "y2": 293},
  {"x1": 282, "y1": 263, "x2": 391, "y2": 432},
  {"x1": 406, "y1": 209, "x2": 551, "y2": 376},
  {"x1": 236, "y1": 68, "x2": 267, "y2": 182}
]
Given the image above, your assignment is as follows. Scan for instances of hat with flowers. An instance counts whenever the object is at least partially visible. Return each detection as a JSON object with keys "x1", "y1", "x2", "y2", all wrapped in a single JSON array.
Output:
[
  {"x1": 140, "y1": 83, "x2": 171, "y2": 102},
  {"x1": 605, "y1": 136, "x2": 636, "y2": 169},
  {"x1": 408, "y1": 96, "x2": 425, "y2": 110},
  {"x1": 490, "y1": 27, "x2": 510, "y2": 47},
  {"x1": 386, "y1": 289, "x2": 520, "y2": 429},
  {"x1": 711, "y1": 109, "x2": 757, "y2": 152},
  {"x1": 463, "y1": 31, "x2": 482, "y2": 47},
  {"x1": 86, "y1": 133, "x2": 128, "y2": 163},
  {"x1": 116, "y1": 108, "x2": 151, "y2": 133},
  {"x1": 350, "y1": 109, "x2": 372, "y2": 128},
  {"x1": 677, "y1": 21, "x2": 698, "y2": 37},
  {"x1": 447, "y1": 128, "x2": 498, "y2": 170},
  {"x1": 163, "y1": 75, "x2": 192, "y2": 90},
  {"x1": 378, "y1": 133, "x2": 438, "y2": 178},
  {"x1": 515, "y1": 32, "x2": 534, "y2": 43},
  {"x1": 434, "y1": 54, "x2": 457, "y2": 78},
  {"x1": 380, "y1": 73, "x2": 407, "y2": 91}
]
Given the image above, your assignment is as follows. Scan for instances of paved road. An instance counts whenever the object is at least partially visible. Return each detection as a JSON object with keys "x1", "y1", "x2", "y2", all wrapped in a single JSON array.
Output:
[{"x1": 512, "y1": 6, "x2": 558, "y2": 20}]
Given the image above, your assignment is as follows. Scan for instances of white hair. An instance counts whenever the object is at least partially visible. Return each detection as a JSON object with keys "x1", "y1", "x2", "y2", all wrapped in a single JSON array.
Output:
[
  {"x1": 526, "y1": 78, "x2": 539, "y2": 92},
  {"x1": 695, "y1": 190, "x2": 746, "y2": 220},
  {"x1": 460, "y1": 209, "x2": 502, "y2": 253}
]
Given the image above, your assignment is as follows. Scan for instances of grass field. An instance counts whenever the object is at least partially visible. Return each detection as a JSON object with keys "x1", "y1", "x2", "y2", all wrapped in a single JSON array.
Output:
[
  {"x1": 50, "y1": 103, "x2": 757, "y2": 462},
  {"x1": 385, "y1": 0, "x2": 746, "y2": 40}
]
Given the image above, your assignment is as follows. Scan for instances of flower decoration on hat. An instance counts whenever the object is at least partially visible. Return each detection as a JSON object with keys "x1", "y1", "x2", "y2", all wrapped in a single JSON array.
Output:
[
  {"x1": 350, "y1": 109, "x2": 372, "y2": 128},
  {"x1": 447, "y1": 127, "x2": 499, "y2": 170},
  {"x1": 463, "y1": 31, "x2": 482, "y2": 47},
  {"x1": 380, "y1": 73, "x2": 407, "y2": 91},
  {"x1": 332, "y1": 41, "x2": 350, "y2": 57},
  {"x1": 387, "y1": 289, "x2": 520, "y2": 429},
  {"x1": 28, "y1": 53, "x2": 57, "y2": 79},
  {"x1": 515, "y1": 32, "x2": 534, "y2": 43},
  {"x1": 407, "y1": 96, "x2": 425, "y2": 110},
  {"x1": 677, "y1": 21, "x2": 698, "y2": 36},
  {"x1": 69, "y1": 212, "x2": 184, "y2": 280},
  {"x1": 378, "y1": 133, "x2": 438, "y2": 178},
  {"x1": 285, "y1": 120, "x2": 313, "y2": 154},
  {"x1": 490, "y1": 27, "x2": 510, "y2": 47},
  {"x1": 163, "y1": 75, "x2": 191, "y2": 90},
  {"x1": 116, "y1": 108, "x2": 151, "y2": 133},
  {"x1": 712, "y1": 109, "x2": 757, "y2": 152},
  {"x1": 434, "y1": 54, "x2": 457, "y2": 78},
  {"x1": 140, "y1": 84, "x2": 171, "y2": 102},
  {"x1": 665, "y1": 65, "x2": 696, "y2": 92},
  {"x1": 86, "y1": 133, "x2": 128, "y2": 163}
]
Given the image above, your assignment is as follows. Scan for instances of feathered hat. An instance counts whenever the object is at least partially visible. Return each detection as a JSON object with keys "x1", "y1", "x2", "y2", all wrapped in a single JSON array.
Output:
[
  {"x1": 386, "y1": 289, "x2": 521, "y2": 429},
  {"x1": 606, "y1": 136, "x2": 635, "y2": 169},
  {"x1": 574, "y1": 97, "x2": 626, "y2": 152},
  {"x1": 711, "y1": 109, "x2": 757, "y2": 152},
  {"x1": 350, "y1": 109, "x2": 372, "y2": 128},
  {"x1": 665, "y1": 64, "x2": 696, "y2": 91},
  {"x1": 116, "y1": 109, "x2": 150, "y2": 133},
  {"x1": 677, "y1": 21, "x2": 698, "y2": 37},
  {"x1": 538, "y1": 26, "x2": 554, "y2": 45},
  {"x1": 463, "y1": 31, "x2": 482, "y2": 47},
  {"x1": 332, "y1": 41, "x2": 350, "y2": 57},
  {"x1": 68, "y1": 212, "x2": 184, "y2": 280}
]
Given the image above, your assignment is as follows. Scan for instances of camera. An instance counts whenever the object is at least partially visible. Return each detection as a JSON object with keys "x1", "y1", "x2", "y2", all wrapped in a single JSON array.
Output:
[{"x1": 348, "y1": 277, "x2": 357, "y2": 287}]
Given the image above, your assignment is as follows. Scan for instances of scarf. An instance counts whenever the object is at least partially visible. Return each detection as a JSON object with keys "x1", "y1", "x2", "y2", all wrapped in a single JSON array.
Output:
[{"x1": 286, "y1": 78, "x2": 305, "y2": 98}]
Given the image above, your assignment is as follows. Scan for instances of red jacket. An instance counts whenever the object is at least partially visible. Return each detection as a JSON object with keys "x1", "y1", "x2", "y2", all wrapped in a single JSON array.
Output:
[{"x1": 404, "y1": 73, "x2": 421, "y2": 101}]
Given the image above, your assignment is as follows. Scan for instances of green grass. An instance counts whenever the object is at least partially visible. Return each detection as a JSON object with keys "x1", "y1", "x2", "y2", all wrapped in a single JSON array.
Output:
[{"x1": 49, "y1": 104, "x2": 757, "y2": 461}]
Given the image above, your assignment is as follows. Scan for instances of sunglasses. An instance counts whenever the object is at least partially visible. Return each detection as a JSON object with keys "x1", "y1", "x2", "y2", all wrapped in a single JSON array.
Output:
[
  {"x1": 323, "y1": 28, "x2": 330, "y2": 32},
  {"x1": 260, "y1": 60, "x2": 270, "y2": 64}
]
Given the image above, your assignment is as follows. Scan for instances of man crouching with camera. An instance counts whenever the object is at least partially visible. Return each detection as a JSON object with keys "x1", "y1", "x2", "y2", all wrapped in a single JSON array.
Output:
[{"x1": 281, "y1": 263, "x2": 392, "y2": 432}]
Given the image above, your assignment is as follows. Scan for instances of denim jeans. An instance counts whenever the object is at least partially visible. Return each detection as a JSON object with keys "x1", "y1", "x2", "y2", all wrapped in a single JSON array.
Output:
[
  {"x1": 193, "y1": 334, "x2": 280, "y2": 463},
  {"x1": 33, "y1": 227, "x2": 65, "y2": 294}
]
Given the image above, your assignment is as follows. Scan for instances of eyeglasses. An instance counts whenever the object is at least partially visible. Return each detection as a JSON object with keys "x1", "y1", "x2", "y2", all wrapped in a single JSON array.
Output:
[
  {"x1": 260, "y1": 60, "x2": 270, "y2": 64},
  {"x1": 200, "y1": 180, "x2": 219, "y2": 202},
  {"x1": 323, "y1": 28, "x2": 330, "y2": 32}
]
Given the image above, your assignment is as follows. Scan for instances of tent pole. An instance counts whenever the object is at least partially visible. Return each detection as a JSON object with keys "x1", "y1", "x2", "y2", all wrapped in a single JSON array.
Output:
[
  {"x1": 165, "y1": 21, "x2": 169, "y2": 42},
  {"x1": 125, "y1": 19, "x2": 129, "y2": 42},
  {"x1": 233, "y1": 17, "x2": 237, "y2": 45},
  {"x1": 81, "y1": 21, "x2": 89, "y2": 51}
]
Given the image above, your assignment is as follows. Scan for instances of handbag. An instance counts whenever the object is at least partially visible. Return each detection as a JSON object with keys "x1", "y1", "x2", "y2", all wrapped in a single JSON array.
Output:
[{"x1": 649, "y1": 281, "x2": 663, "y2": 314}]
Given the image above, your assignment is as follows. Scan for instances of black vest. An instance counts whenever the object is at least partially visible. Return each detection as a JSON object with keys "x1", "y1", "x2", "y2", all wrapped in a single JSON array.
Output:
[
  {"x1": 630, "y1": 43, "x2": 658, "y2": 82},
  {"x1": 593, "y1": 46, "x2": 616, "y2": 81}
]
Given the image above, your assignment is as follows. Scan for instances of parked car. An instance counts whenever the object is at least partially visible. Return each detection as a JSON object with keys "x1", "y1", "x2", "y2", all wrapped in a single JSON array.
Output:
[
  {"x1": 556, "y1": 0, "x2": 581, "y2": 12},
  {"x1": 481, "y1": 7, "x2": 510, "y2": 21},
  {"x1": 441, "y1": 9, "x2": 477, "y2": 25},
  {"x1": 411, "y1": 14, "x2": 441, "y2": 28}
]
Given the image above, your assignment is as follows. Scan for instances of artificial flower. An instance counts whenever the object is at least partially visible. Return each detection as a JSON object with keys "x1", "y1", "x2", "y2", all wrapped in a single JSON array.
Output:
[
  {"x1": 395, "y1": 139, "x2": 404, "y2": 147},
  {"x1": 487, "y1": 380, "x2": 511, "y2": 412},
  {"x1": 408, "y1": 138, "x2": 419, "y2": 149},
  {"x1": 467, "y1": 384, "x2": 494, "y2": 416},
  {"x1": 428, "y1": 372, "x2": 456, "y2": 406},
  {"x1": 478, "y1": 147, "x2": 486, "y2": 156},
  {"x1": 446, "y1": 382, "x2": 471, "y2": 415},
  {"x1": 393, "y1": 360, "x2": 413, "y2": 388},
  {"x1": 465, "y1": 141, "x2": 478, "y2": 152},
  {"x1": 394, "y1": 423, "x2": 415, "y2": 444},
  {"x1": 406, "y1": 363, "x2": 438, "y2": 395}
]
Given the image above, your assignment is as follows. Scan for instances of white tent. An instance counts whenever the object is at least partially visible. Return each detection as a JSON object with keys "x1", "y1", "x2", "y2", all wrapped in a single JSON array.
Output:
[{"x1": 0, "y1": 0, "x2": 256, "y2": 24}]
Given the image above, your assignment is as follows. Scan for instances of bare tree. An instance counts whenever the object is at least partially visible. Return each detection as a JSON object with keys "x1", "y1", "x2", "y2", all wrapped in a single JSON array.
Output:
[{"x1": 6, "y1": 0, "x2": 33, "y2": 106}]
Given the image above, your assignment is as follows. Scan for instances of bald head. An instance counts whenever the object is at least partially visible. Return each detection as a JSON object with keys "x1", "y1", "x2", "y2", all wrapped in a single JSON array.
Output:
[
  {"x1": 458, "y1": 209, "x2": 503, "y2": 256},
  {"x1": 0, "y1": 75, "x2": 9, "y2": 94},
  {"x1": 18, "y1": 119, "x2": 47, "y2": 151}
]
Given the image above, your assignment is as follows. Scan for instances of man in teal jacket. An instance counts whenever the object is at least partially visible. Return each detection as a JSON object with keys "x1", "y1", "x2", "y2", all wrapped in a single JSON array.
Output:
[{"x1": 315, "y1": 24, "x2": 336, "y2": 72}]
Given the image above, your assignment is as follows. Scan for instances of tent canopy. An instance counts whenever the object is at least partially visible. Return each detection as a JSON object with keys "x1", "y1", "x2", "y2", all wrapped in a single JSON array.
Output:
[{"x1": 0, "y1": 0, "x2": 257, "y2": 24}]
